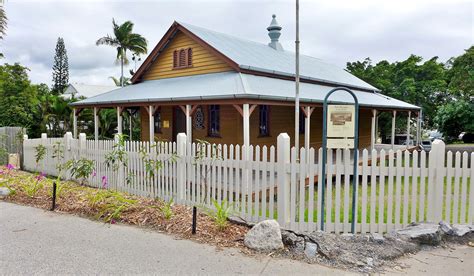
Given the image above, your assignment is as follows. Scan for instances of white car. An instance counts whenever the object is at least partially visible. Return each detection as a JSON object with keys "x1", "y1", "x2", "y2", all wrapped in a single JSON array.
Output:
[{"x1": 420, "y1": 140, "x2": 432, "y2": 152}]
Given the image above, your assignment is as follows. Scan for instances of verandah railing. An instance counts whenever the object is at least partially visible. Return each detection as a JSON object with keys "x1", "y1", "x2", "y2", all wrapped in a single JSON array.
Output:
[{"x1": 23, "y1": 132, "x2": 473, "y2": 234}]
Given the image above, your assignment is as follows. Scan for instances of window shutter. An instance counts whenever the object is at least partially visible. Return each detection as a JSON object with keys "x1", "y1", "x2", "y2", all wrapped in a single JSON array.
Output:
[
  {"x1": 187, "y1": 48, "x2": 193, "y2": 66},
  {"x1": 173, "y1": 50, "x2": 178, "y2": 68},
  {"x1": 179, "y1": 49, "x2": 186, "y2": 67}
]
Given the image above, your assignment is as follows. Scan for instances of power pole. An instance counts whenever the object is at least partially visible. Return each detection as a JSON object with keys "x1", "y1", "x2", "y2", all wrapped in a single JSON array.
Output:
[{"x1": 294, "y1": 0, "x2": 300, "y2": 156}]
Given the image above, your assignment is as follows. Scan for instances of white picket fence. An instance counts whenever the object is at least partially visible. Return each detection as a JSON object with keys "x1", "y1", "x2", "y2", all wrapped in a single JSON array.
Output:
[{"x1": 23, "y1": 132, "x2": 473, "y2": 233}]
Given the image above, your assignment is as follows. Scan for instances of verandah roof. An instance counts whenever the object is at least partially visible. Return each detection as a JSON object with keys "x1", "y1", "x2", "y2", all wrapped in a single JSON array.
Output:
[{"x1": 72, "y1": 72, "x2": 420, "y2": 111}]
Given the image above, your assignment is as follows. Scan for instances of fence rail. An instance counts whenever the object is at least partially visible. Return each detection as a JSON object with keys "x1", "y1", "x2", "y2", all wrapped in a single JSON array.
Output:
[{"x1": 23, "y1": 132, "x2": 473, "y2": 233}]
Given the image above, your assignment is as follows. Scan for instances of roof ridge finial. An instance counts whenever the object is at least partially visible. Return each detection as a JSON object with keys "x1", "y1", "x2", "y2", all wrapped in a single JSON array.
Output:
[{"x1": 267, "y1": 14, "x2": 283, "y2": 51}]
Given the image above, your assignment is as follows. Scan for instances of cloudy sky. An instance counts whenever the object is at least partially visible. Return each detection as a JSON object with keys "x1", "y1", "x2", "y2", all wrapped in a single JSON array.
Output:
[{"x1": 1, "y1": 0, "x2": 472, "y2": 86}]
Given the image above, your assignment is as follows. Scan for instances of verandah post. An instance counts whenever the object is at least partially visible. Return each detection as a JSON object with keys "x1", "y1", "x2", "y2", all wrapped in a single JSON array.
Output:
[
  {"x1": 277, "y1": 133, "x2": 291, "y2": 227},
  {"x1": 176, "y1": 133, "x2": 187, "y2": 204}
]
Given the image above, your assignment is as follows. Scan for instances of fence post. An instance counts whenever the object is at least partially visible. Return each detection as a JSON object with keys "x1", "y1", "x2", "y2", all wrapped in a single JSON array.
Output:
[
  {"x1": 79, "y1": 133, "x2": 86, "y2": 158},
  {"x1": 176, "y1": 133, "x2": 187, "y2": 204},
  {"x1": 277, "y1": 133, "x2": 291, "y2": 227},
  {"x1": 63, "y1": 132, "x2": 73, "y2": 179},
  {"x1": 114, "y1": 134, "x2": 123, "y2": 189},
  {"x1": 427, "y1": 139, "x2": 445, "y2": 222},
  {"x1": 21, "y1": 134, "x2": 28, "y2": 169}
]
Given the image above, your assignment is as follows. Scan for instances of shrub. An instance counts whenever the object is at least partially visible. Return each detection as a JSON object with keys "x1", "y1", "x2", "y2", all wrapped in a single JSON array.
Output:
[
  {"x1": 160, "y1": 198, "x2": 174, "y2": 219},
  {"x1": 204, "y1": 199, "x2": 233, "y2": 231},
  {"x1": 65, "y1": 158, "x2": 95, "y2": 185}
]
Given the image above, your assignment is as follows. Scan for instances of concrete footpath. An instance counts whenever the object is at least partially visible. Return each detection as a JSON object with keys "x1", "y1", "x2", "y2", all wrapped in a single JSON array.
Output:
[
  {"x1": 0, "y1": 202, "x2": 350, "y2": 275},
  {"x1": 1, "y1": 202, "x2": 472, "y2": 275}
]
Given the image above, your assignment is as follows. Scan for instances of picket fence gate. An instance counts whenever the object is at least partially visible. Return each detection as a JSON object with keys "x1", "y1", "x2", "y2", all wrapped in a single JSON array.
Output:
[{"x1": 23, "y1": 132, "x2": 473, "y2": 234}]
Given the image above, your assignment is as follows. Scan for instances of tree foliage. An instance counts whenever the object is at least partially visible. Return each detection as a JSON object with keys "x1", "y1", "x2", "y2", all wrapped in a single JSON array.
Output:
[
  {"x1": 52, "y1": 37, "x2": 69, "y2": 95},
  {"x1": 346, "y1": 47, "x2": 473, "y2": 141},
  {"x1": 97, "y1": 19, "x2": 147, "y2": 87},
  {"x1": 434, "y1": 99, "x2": 474, "y2": 142}
]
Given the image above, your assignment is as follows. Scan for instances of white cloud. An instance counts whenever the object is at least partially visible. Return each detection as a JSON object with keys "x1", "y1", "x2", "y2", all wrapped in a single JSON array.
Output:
[{"x1": 1, "y1": 0, "x2": 472, "y2": 86}]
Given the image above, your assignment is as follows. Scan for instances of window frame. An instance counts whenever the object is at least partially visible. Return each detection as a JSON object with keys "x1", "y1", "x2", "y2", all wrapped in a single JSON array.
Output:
[
  {"x1": 207, "y1": 105, "x2": 221, "y2": 137},
  {"x1": 258, "y1": 105, "x2": 270, "y2": 137}
]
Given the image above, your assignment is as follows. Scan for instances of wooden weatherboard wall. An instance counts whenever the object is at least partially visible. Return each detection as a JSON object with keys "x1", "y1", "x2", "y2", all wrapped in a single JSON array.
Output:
[
  {"x1": 142, "y1": 31, "x2": 233, "y2": 80},
  {"x1": 140, "y1": 105, "x2": 372, "y2": 149}
]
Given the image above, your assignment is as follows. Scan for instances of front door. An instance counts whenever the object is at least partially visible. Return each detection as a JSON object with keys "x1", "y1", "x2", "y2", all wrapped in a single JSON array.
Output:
[{"x1": 173, "y1": 107, "x2": 186, "y2": 142}]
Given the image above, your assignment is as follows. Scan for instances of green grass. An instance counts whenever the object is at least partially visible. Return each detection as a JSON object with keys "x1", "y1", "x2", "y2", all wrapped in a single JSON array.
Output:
[{"x1": 235, "y1": 175, "x2": 471, "y2": 226}]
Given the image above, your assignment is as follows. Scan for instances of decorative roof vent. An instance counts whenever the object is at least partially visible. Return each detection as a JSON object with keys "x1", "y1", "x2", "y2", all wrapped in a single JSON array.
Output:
[{"x1": 267, "y1": 14, "x2": 283, "y2": 51}]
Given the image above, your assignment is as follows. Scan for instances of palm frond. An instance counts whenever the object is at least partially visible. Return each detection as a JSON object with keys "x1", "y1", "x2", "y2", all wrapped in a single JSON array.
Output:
[
  {"x1": 0, "y1": 5, "x2": 8, "y2": 40},
  {"x1": 96, "y1": 35, "x2": 119, "y2": 46}
]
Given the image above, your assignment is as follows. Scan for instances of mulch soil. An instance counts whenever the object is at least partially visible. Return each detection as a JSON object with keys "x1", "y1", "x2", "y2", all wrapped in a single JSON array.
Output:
[{"x1": 0, "y1": 168, "x2": 249, "y2": 250}]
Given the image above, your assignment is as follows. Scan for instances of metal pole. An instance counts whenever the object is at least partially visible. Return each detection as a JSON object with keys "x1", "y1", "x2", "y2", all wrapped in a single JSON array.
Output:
[
  {"x1": 94, "y1": 107, "x2": 99, "y2": 141},
  {"x1": 129, "y1": 110, "x2": 133, "y2": 140},
  {"x1": 192, "y1": 206, "x2": 197, "y2": 234},
  {"x1": 51, "y1": 182, "x2": 57, "y2": 211},
  {"x1": 294, "y1": 0, "x2": 300, "y2": 155},
  {"x1": 321, "y1": 87, "x2": 359, "y2": 233}
]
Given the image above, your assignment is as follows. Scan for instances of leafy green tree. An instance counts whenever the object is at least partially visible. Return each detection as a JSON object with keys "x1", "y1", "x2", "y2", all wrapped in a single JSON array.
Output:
[
  {"x1": 347, "y1": 55, "x2": 449, "y2": 139},
  {"x1": 96, "y1": 19, "x2": 147, "y2": 87},
  {"x1": 446, "y1": 46, "x2": 474, "y2": 99},
  {"x1": 0, "y1": 63, "x2": 40, "y2": 136},
  {"x1": 52, "y1": 37, "x2": 69, "y2": 95},
  {"x1": 434, "y1": 99, "x2": 474, "y2": 142}
]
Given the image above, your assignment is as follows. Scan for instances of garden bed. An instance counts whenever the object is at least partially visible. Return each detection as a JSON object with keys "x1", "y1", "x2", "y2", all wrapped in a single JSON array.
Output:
[{"x1": 0, "y1": 166, "x2": 248, "y2": 249}]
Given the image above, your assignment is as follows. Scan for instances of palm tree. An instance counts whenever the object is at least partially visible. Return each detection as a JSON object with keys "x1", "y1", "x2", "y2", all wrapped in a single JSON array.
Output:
[
  {"x1": 109, "y1": 76, "x2": 131, "y2": 86},
  {"x1": 0, "y1": 5, "x2": 7, "y2": 40},
  {"x1": 96, "y1": 19, "x2": 147, "y2": 87},
  {"x1": 0, "y1": 5, "x2": 7, "y2": 58}
]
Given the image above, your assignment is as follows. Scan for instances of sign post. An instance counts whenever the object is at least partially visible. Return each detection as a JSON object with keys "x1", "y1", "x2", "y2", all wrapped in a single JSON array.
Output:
[{"x1": 321, "y1": 87, "x2": 359, "y2": 234}]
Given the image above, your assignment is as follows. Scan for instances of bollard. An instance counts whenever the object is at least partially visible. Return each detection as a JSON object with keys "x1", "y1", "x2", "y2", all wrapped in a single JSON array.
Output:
[
  {"x1": 51, "y1": 182, "x2": 57, "y2": 211},
  {"x1": 192, "y1": 206, "x2": 197, "y2": 234}
]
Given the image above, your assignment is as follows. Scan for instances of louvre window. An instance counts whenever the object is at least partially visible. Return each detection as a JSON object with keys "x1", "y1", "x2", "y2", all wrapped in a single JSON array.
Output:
[
  {"x1": 208, "y1": 105, "x2": 220, "y2": 137},
  {"x1": 173, "y1": 48, "x2": 193, "y2": 69},
  {"x1": 259, "y1": 105, "x2": 270, "y2": 136}
]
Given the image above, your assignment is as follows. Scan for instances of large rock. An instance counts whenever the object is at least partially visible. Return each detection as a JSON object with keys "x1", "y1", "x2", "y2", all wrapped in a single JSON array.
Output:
[
  {"x1": 304, "y1": 242, "x2": 318, "y2": 258},
  {"x1": 452, "y1": 225, "x2": 473, "y2": 237},
  {"x1": 396, "y1": 223, "x2": 442, "y2": 245},
  {"x1": 439, "y1": 221, "x2": 453, "y2": 235},
  {"x1": 0, "y1": 187, "x2": 11, "y2": 197},
  {"x1": 244, "y1": 220, "x2": 283, "y2": 251}
]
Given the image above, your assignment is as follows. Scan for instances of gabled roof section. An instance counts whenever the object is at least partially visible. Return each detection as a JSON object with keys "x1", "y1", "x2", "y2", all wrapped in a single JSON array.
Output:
[{"x1": 132, "y1": 21, "x2": 379, "y2": 92}]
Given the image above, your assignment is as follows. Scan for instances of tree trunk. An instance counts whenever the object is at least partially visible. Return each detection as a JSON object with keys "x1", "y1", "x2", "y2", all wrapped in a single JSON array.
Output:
[{"x1": 120, "y1": 54, "x2": 124, "y2": 87}]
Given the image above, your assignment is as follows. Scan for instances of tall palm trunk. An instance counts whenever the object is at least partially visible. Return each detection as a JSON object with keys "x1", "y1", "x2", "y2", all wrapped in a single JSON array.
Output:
[{"x1": 120, "y1": 54, "x2": 124, "y2": 87}]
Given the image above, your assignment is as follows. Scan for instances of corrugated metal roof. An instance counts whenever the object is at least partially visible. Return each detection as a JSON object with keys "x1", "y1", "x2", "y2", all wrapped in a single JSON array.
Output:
[
  {"x1": 178, "y1": 22, "x2": 379, "y2": 92},
  {"x1": 64, "y1": 84, "x2": 118, "y2": 98},
  {"x1": 72, "y1": 72, "x2": 419, "y2": 110}
]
